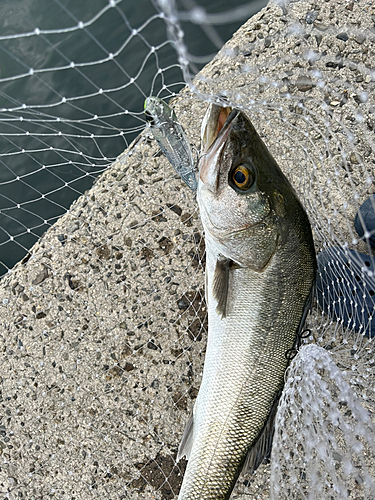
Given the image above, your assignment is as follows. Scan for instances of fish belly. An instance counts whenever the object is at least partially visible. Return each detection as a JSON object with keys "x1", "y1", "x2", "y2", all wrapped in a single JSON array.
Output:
[{"x1": 178, "y1": 247, "x2": 306, "y2": 500}]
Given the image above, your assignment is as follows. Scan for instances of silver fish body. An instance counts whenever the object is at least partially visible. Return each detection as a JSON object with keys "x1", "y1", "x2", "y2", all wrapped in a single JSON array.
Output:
[
  {"x1": 177, "y1": 105, "x2": 316, "y2": 499},
  {"x1": 144, "y1": 96, "x2": 197, "y2": 192}
]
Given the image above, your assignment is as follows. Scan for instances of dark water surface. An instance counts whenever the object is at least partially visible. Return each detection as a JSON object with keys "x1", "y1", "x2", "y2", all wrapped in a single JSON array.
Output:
[{"x1": 0, "y1": 0, "x2": 266, "y2": 274}]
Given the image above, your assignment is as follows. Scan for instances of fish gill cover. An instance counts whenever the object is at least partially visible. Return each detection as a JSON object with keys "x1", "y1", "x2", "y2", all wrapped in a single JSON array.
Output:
[{"x1": 0, "y1": 0, "x2": 374, "y2": 499}]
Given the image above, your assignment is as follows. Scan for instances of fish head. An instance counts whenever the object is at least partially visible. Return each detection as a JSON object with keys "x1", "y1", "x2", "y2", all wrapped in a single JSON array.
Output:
[{"x1": 197, "y1": 104, "x2": 299, "y2": 271}]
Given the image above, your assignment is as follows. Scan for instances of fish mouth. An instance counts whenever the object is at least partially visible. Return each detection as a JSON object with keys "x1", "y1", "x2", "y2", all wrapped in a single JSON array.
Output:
[{"x1": 199, "y1": 105, "x2": 239, "y2": 192}]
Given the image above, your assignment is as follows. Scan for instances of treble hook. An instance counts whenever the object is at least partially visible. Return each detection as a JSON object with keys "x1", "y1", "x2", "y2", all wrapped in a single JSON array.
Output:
[{"x1": 285, "y1": 328, "x2": 312, "y2": 361}]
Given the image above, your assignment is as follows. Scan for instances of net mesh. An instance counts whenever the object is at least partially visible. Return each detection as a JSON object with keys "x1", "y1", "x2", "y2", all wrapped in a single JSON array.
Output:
[
  {"x1": 272, "y1": 344, "x2": 375, "y2": 500},
  {"x1": 0, "y1": 0, "x2": 375, "y2": 498}
]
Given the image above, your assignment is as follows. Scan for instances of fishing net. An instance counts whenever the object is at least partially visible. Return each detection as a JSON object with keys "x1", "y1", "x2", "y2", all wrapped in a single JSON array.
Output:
[{"x1": 0, "y1": 0, "x2": 374, "y2": 499}]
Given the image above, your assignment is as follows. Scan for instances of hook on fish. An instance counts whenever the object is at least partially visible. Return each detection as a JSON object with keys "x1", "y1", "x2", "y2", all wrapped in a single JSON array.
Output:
[{"x1": 285, "y1": 328, "x2": 312, "y2": 361}]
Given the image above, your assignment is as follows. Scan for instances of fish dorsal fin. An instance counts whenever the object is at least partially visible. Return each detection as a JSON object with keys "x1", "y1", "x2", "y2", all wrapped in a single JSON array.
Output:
[
  {"x1": 177, "y1": 411, "x2": 194, "y2": 462},
  {"x1": 212, "y1": 257, "x2": 230, "y2": 318},
  {"x1": 243, "y1": 393, "x2": 280, "y2": 473}
]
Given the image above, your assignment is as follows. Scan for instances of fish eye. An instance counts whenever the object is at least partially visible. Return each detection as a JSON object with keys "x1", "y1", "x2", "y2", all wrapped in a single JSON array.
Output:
[{"x1": 230, "y1": 165, "x2": 255, "y2": 191}]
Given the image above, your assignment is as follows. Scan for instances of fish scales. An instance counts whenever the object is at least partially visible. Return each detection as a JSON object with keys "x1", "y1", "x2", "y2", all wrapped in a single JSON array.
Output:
[
  {"x1": 177, "y1": 105, "x2": 316, "y2": 499},
  {"x1": 180, "y1": 235, "x2": 313, "y2": 498}
]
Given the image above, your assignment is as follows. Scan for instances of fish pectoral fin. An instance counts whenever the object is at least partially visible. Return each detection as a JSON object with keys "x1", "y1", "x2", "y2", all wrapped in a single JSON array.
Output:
[
  {"x1": 212, "y1": 257, "x2": 231, "y2": 318},
  {"x1": 243, "y1": 393, "x2": 280, "y2": 473},
  {"x1": 177, "y1": 412, "x2": 194, "y2": 462},
  {"x1": 212, "y1": 257, "x2": 240, "y2": 318}
]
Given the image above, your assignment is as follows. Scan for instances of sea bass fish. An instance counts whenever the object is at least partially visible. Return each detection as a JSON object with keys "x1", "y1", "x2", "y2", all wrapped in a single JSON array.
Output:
[
  {"x1": 177, "y1": 105, "x2": 317, "y2": 499},
  {"x1": 144, "y1": 96, "x2": 197, "y2": 192}
]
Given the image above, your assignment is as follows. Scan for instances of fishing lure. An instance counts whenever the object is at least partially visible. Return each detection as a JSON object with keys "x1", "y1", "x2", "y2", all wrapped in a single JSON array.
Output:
[{"x1": 144, "y1": 96, "x2": 197, "y2": 192}]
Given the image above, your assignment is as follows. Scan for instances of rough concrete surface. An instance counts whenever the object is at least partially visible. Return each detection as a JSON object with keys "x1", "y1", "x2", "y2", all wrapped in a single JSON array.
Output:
[{"x1": 1, "y1": 0, "x2": 375, "y2": 499}]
